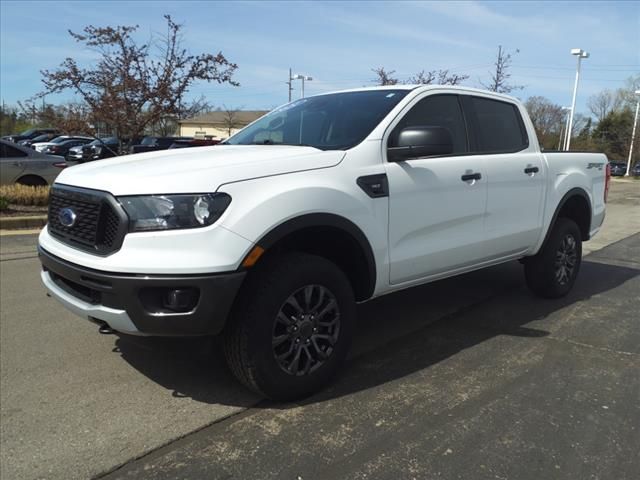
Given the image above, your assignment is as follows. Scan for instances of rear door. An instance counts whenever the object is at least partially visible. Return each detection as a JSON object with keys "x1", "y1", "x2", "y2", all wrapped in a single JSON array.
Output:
[
  {"x1": 461, "y1": 95, "x2": 545, "y2": 258},
  {"x1": 385, "y1": 93, "x2": 488, "y2": 284},
  {"x1": 0, "y1": 143, "x2": 27, "y2": 183}
]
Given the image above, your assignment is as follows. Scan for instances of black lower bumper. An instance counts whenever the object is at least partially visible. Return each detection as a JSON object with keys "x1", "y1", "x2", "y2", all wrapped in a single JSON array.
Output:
[{"x1": 39, "y1": 247, "x2": 245, "y2": 336}]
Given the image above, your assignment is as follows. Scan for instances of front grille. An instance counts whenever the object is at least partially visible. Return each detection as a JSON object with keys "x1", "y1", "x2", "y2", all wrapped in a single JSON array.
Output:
[
  {"x1": 101, "y1": 204, "x2": 121, "y2": 247},
  {"x1": 48, "y1": 186, "x2": 128, "y2": 255}
]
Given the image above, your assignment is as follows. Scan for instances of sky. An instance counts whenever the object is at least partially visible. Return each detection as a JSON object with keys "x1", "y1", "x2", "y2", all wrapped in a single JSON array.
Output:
[{"x1": 1, "y1": 0, "x2": 638, "y2": 117}]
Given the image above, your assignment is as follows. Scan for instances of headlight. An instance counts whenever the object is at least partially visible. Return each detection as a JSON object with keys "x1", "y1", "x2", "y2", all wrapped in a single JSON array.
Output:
[{"x1": 119, "y1": 193, "x2": 231, "y2": 232}]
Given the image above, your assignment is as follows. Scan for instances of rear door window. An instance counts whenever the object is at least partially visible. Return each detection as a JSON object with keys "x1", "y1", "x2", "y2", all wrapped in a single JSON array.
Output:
[
  {"x1": 465, "y1": 96, "x2": 528, "y2": 153},
  {"x1": 1, "y1": 144, "x2": 27, "y2": 158}
]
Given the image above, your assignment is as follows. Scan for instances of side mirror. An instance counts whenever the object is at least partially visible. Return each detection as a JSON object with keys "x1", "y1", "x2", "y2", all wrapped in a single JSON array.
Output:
[{"x1": 387, "y1": 126, "x2": 453, "y2": 162}]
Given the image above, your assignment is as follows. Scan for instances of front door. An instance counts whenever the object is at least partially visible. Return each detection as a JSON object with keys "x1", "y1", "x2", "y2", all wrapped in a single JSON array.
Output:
[{"x1": 386, "y1": 94, "x2": 488, "y2": 284}]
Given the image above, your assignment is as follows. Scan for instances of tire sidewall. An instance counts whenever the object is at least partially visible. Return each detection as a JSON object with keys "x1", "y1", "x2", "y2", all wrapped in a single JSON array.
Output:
[
  {"x1": 528, "y1": 218, "x2": 582, "y2": 297},
  {"x1": 243, "y1": 254, "x2": 355, "y2": 400}
]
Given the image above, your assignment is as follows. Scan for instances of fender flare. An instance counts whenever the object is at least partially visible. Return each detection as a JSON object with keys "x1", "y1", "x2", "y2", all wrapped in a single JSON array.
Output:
[
  {"x1": 542, "y1": 187, "x2": 592, "y2": 246},
  {"x1": 256, "y1": 213, "x2": 377, "y2": 299}
]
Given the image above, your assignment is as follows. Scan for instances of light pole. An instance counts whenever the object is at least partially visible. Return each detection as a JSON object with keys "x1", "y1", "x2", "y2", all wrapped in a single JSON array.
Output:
[
  {"x1": 625, "y1": 89, "x2": 640, "y2": 176},
  {"x1": 292, "y1": 74, "x2": 313, "y2": 98},
  {"x1": 558, "y1": 106, "x2": 572, "y2": 150},
  {"x1": 565, "y1": 48, "x2": 589, "y2": 151}
]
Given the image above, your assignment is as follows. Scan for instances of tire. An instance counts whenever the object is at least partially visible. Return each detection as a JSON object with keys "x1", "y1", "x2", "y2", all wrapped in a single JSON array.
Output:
[
  {"x1": 524, "y1": 217, "x2": 582, "y2": 298},
  {"x1": 223, "y1": 252, "x2": 356, "y2": 401},
  {"x1": 17, "y1": 175, "x2": 47, "y2": 187}
]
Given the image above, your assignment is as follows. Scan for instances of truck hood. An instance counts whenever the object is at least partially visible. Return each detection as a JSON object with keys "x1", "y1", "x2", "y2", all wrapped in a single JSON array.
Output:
[{"x1": 54, "y1": 145, "x2": 346, "y2": 196}]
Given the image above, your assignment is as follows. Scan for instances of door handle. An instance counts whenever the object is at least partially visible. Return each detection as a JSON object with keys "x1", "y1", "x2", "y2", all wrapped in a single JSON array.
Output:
[
  {"x1": 461, "y1": 172, "x2": 482, "y2": 182},
  {"x1": 524, "y1": 166, "x2": 539, "y2": 174}
]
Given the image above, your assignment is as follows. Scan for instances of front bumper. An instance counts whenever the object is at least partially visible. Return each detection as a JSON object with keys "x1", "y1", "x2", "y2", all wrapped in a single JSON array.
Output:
[{"x1": 39, "y1": 247, "x2": 245, "y2": 336}]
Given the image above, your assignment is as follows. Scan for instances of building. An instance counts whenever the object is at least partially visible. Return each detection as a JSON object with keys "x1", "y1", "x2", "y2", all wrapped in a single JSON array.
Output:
[{"x1": 178, "y1": 110, "x2": 269, "y2": 139}]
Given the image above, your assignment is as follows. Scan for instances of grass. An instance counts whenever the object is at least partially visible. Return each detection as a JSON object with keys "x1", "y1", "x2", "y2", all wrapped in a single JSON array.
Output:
[{"x1": 0, "y1": 184, "x2": 50, "y2": 206}]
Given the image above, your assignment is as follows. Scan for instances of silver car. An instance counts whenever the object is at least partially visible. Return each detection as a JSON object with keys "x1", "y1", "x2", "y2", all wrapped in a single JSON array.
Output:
[{"x1": 0, "y1": 139, "x2": 67, "y2": 186}]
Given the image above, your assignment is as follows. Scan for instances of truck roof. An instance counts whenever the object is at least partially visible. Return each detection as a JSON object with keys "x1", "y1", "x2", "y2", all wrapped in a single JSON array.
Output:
[{"x1": 319, "y1": 84, "x2": 521, "y2": 104}]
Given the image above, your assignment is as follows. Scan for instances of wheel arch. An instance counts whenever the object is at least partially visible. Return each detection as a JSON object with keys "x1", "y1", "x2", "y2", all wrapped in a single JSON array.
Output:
[
  {"x1": 251, "y1": 213, "x2": 377, "y2": 301},
  {"x1": 544, "y1": 188, "x2": 592, "y2": 245},
  {"x1": 16, "y1": 174, "x2": 48, "y2": 186}
]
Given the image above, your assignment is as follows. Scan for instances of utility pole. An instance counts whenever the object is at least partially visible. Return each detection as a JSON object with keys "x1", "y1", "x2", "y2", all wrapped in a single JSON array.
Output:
[{"x1": 286, "y1": 68, "x2": 293, "y2": 102}]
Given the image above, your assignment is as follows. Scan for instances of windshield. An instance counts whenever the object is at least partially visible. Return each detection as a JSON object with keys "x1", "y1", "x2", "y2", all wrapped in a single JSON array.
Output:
[
  {"x1": 19, "y1": 128, "x2": 36, "y2": 136},
  {"x1": 226, "y1": 90, "x2": 409, "y2": 150},
  {"x1": 88, "y1": 137, "x2": 116, "y2": 146}
]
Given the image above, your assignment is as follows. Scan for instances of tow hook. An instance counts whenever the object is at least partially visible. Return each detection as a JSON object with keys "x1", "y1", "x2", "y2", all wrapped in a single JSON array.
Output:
[{"x1": 98, "y1": 324, "x2": 116, "y2": 335}]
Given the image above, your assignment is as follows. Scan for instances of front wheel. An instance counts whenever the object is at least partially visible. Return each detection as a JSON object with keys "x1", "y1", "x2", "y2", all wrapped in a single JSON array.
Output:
[
  {"x1": 223, "y1": 252, "x2": 356, "y2": 401},
  {"x1": 524, "y1": 217, "x2": 582, "y2": 298}
]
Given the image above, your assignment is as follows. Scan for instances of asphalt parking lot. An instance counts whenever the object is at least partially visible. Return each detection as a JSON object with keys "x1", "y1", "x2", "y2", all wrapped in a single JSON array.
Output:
[{"x1": 1, "y1": 180, "x2": 639, "y2": 480}]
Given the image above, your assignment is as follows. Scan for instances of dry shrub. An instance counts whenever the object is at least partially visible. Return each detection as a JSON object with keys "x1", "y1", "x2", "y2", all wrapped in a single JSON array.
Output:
[{"x1": 0, "y1": 184, "x2": 50, "y2": 206}]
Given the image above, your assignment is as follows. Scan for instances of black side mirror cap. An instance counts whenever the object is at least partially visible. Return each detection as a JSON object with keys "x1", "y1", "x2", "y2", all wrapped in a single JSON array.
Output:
[{"x1": 387, "y1": 126, "x2": 454, "y2": 162}]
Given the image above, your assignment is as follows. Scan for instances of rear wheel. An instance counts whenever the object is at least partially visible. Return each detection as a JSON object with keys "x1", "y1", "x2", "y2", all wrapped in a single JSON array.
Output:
[
  {"x1": 224, "y1": 252, "x2": 356, "y2": 401},
  {"x1": 524, "y1": 217, "x2": 582, "y2": 298}
]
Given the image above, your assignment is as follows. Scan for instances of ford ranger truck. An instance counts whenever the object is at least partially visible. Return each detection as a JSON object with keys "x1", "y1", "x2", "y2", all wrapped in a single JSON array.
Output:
[{"x1": 38, "y1": 86, "x2": 609, "y2": 400}]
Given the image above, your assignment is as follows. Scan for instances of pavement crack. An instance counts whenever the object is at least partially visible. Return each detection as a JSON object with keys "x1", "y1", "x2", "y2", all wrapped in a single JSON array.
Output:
[{"x1": 546, "y1": 335, "x2": 638, "y2": 357}]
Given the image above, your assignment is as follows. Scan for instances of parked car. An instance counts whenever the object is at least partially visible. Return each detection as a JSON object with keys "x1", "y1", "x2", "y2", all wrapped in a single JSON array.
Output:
[
  {"x1": 168, "y1": 138, "x2": 221, "y2": 149},
  {"x1": 0, "y1": 139, "x2": 66, "y2": 185},
  {"x1": 33, "y1": 135, "x2": 93, "y2": 152},
  {"x1": 2, "y1": 128, "x2": 60, "y2": 144},
  {"x1": 18, "y1": 132, "x2": 60, "y2": 148},
  {"x1": 66, "y1": 137, "x2": 120, "y2": 166},
  {"x1": 38, "y1": 86, "x2": 609, "y2": 401},
  {"x1": 631, "y1": 163, "x2": 640, "y2": 176},
  {"x1": 609, "y1": 161, "x2": 627, "y2": 176},
  {"x1": 42, "y1": 138, "x2": 93, "y2": 159},
  {"x1": 130, "y1": 136, "x2": 191, "y2": 154}
]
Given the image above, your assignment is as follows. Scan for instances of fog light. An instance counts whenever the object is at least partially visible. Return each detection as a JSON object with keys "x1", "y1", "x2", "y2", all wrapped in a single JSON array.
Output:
[{"x1": 162, "y1": 288, "x2": 198, "y2": 313}]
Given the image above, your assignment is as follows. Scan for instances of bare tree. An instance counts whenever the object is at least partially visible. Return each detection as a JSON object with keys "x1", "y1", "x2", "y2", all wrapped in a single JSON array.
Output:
[
  {"x1": 615, "y1": 74, "x2": 640, "y2": 110},
  {"x1": 17, "y1": 100, "x2": 96, "y2": 135},
  {"x1": 372, "y1": 67, "x2": 399, "y2": 86},
  {"x1": 373, "y1": 67, "x2": 468, "y2": 86},
  {"x1": 524, "y1": 96, "x2": 564, "y2": 147},
  {"x1": 587, "y1": 89, "x2": 620, "y2": 123},
  {"x1": 407, "y1": 69, "x2": 469, "y2": 85},
  {"x1": 570, "y1": 113, "x2": 589, "y2": 139},
  {"x1": 222, "y1": 105, "x2": 242, "y2": 136},
  {"x1": 152, "y1": 95, "x2": 213, "y2": 136},
  {"x1": 38, "y1": 15, "x2": 238, "y2": 145},
  {"x1": 481, "y1": 45, "x2": 523, "y2": 94}
]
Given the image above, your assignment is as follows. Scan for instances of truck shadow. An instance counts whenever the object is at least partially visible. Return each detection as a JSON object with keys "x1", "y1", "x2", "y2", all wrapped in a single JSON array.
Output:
[{"x1": 112, "y1": 257, "x2": 639, "y2": 407}]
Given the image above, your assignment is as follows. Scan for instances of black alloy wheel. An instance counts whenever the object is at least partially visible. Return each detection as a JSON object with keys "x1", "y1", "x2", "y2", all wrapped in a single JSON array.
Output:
[
  {"x1": 224, "y1": 252, "x2": 356, "y2": 401},
  {"x1": 524, "y1": 217, "x2": 582, "y2": 298},
  {"x1": 272, "y1": 285, "x2": 341, "y2": 376}
]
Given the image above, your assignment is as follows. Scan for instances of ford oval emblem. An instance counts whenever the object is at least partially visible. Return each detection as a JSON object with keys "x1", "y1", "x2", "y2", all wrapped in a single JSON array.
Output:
[{"x1": 59, "y1": 208, "x2": 77, "y2": 227}]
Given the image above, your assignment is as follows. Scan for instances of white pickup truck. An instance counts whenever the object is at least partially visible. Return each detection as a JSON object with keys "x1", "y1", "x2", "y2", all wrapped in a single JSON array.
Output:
[{"x1": 39, "y1": 86, "x2": 609, "y2": 400}]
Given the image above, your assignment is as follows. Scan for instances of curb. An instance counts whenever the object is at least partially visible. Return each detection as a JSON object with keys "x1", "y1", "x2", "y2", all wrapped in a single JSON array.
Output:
[{"x1": 0, "y1": 215, "x2": 47, "y2": 230}]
